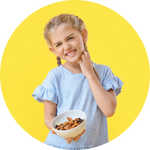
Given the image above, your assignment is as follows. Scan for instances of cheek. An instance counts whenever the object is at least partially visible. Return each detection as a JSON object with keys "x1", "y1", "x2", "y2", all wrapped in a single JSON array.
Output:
[
  {"x1": 57, "y1": 49, "x2": 63, "y2": 55},
  {"x1": 74, "y1": 39, "x2": 84, "y2": 50}
]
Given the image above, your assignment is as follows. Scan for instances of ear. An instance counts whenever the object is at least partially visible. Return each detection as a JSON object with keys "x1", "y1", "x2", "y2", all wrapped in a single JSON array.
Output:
[
  {"x1": 49, "y1": 46, "x2": 58, "y2": 56},
  {"x1": 81, "y1": 28, "x2": 88, "y2": 43}
]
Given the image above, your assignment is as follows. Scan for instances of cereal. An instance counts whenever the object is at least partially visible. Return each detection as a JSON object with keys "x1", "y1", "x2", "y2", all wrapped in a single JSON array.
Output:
[{"x1": 55, "y1": 117, "x2": 84, "y2": 130}]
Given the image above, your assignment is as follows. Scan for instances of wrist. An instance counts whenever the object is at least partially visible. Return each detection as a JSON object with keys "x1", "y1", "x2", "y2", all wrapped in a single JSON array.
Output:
[{"x1": 86, "y1": 72, "x2": 97, "y2": 80}]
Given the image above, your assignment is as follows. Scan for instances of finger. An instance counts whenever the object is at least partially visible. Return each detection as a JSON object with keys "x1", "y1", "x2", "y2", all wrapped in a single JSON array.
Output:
[
  {"x1": 87, "y1": 52, "x2": 91, "y2": 60},
  {"x1": 82, "y1": 50, "x2": 85, "y2": 54},
  {"x1": 77, "y1": 129, "x2": 86, "y2": 138},
  {"x1": 72, "y1": 129, "x2": 86, "y2": 141},
  {"x1": 64, "y1": 137, "x2": 71, "y2": 140},
  {"x1": 77, "y1": 54, "x2": 84, "y2": 64},
  {"x1": 73, "y1": 136, "x2": 80, "y2": 142},
  {"x1": 81, "y1": 52, "x2": 86, "y2": 63},
  {"x1": 67, "y1": 139, "x2": 72, "y2": 144},
  {"x1": 84, "y1": 51, "x2": 92, "y2": 65},
  {"x1": 86, "y1": 51, "x2": 91, "y2": 61},
  {"x1": 77, "y1": 59, "x2": 82, "y2": 65},
  {"x1": 64, "y1": 138, "x2": 71, "y2": 144},
  {"x1": 84, "y1": 50, "x2": 90, "y2": 59},
  {"x1": 51, "y1": 129, "x2": 56, "y2": 134},
  {"x1": 79, "y1": 50, "x2": 85, "y2": 58},
  {"x1": 72, "y1": 134, "x2": 79, "y2": 141},
  {"x1": 80, "y1": 129, "x2": 86, "y2": 136},
  {"x1": 68, "y1": 138, "x2": 72, "y2": 143},
  {"x1": 80, "y1": 51, "x2": 84, "y2": 59}
]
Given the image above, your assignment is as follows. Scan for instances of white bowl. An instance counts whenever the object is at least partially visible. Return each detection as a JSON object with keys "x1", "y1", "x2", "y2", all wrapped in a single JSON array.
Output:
[{"x1": 51, "y1": 110, "x2": 87, "y2": 138}]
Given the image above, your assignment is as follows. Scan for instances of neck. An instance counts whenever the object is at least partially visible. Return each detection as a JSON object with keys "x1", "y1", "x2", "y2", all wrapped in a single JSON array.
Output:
[{"x1": 63, "y1": 62, "x2": 82, "y2": 72}]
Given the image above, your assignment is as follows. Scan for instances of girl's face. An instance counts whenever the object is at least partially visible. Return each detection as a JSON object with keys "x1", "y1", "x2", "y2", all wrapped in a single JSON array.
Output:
[{"x1": 48, "y1": 24, "x2": 87, "y2": 63}]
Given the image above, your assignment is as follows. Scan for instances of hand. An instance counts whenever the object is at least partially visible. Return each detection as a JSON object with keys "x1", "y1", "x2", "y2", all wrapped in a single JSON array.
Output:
[
  {"x1": 77, "y1": 50, "x2": 94, "y2": 78},
  {"x1": 51, "y1": 129, "x2": 86, "y2": 144},
  {"x1": 51, "y1": 129, "x2": 56, "y2": 134},
  {"x1": 64, "y1": 129, "x2": 86, "y2": 144}
]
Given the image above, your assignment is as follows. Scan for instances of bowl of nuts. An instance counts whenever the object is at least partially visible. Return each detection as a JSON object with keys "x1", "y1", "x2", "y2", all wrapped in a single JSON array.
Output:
[{"x1": 51, "y1": 110, "x2": 87, "y2": 138}]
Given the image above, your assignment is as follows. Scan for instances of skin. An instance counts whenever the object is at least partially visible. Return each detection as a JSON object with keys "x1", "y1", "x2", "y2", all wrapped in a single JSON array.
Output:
[
  {"x1": 44, "y1": 24, "x2": 117, "y2": 144},
  {"x1": 49, "y1": 24, "x2": 87, "y2": 74},
  {"x1": 52, "y1": 127, "x2": 86, "y2": 144},
  {"x1": 44, "y1": 24, "x2": 88, "y2": 144},
  {"x1": 77, "y1": 51, "x2": 117, "y2": 117}
]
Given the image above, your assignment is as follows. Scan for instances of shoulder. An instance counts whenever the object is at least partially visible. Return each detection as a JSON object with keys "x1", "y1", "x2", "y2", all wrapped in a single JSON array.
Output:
[
  {"x1": 93, "y1": 63, "x2": 113, "y2": 82},
  {"x1": 47, "y1": 66, "x2": 62, "y2": 78},
  {"x1": 41, "y1": 66, "x2": 63, "y2": 89},
  {"x1": 42, "y1": 66, "x2": 62, "y2": 85},
  {"x1": 93, "y1": 63, "x2": 111, "y2": 74}
]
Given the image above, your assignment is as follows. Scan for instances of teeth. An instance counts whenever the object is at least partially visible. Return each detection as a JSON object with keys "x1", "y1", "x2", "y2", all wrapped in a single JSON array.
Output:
[{"x1": 67, "y1": 50, "x2": 75, "y2": 56}]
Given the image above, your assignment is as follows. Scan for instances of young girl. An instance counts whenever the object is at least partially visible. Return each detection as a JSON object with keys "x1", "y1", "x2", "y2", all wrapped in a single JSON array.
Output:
[{"x1": 32, "y1": 14, "x2": 123, "y2": 149}]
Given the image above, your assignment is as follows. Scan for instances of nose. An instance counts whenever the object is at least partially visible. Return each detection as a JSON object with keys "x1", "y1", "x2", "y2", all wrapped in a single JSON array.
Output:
[
  {"x1": 65, "y1": 44, "x2": 71, "y2": 50},
  {"x1": 64, "y1": 43, "x2": 72, "y2": 51}
]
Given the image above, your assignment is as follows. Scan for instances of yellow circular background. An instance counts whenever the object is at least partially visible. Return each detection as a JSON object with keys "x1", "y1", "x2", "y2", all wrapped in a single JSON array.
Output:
[{"x1": 0, "y1": 0, "x2": 150, "y2": 144}]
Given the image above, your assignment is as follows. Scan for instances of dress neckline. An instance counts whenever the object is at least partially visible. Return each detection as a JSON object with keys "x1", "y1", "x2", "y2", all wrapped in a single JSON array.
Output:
[{"x1": 59, "y1": 64, "x2": 84, "y2": 76}]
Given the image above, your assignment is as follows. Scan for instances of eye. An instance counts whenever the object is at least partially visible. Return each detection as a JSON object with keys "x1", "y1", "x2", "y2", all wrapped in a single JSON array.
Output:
[
  {"x1": 55, "y1": 37, "x2": 74, "y2": 47},
  {"x1": 56, "y1": 43, "x2": 61, "y2": 47},
  {"x1": 67, "y1": 37, "x2": 74, "y2": 40}
]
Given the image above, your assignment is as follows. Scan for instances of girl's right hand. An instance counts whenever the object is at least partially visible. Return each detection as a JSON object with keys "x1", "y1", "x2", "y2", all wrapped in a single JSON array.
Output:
[
  {"x1": 51, "y1": 129, "x2": 56, "y2": 134},
  {"x1": 51, "y1": 128, "x2": 72, "y2": 144},
  {"x1": 51, "y1": 129, "x2": 86, "y2": 144},
  {"x1": 64, "y1": 129, "x2": 86, "y2": 144}
]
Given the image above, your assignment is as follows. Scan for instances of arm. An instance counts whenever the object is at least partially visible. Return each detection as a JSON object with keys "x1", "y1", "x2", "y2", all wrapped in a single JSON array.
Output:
[
  {"x1": 44, "y1": 100, "x2": 86, "y2": 144},
  {"x1": 44, "y1": 100, "x2": 57, "y2": 131},
  {"x1": 77, "y1": 51, "x2": 117, "y2": 117},
  {"x1": 87, "y1": 74, "x2": 117, "y2": 117}
]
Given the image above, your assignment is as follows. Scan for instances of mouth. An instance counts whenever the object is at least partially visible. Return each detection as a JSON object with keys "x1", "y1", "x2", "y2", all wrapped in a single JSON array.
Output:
[{"x1": 65, "y1": 49, "x2": 77, "y2": 57}]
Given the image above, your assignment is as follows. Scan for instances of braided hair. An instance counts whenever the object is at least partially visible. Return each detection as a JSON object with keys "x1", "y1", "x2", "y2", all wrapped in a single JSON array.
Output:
[
  {"x1": 56, "y1": 46, "x2": 100, "y2": 81},
  {"x1": 44, "y1": 14, "x2": 100, "y2": 81}
]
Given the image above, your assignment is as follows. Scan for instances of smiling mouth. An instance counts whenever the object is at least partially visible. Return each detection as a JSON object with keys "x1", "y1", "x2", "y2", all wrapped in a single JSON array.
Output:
[{"x1": 66, "y1": 49, "x2": 77, "y2": 57}]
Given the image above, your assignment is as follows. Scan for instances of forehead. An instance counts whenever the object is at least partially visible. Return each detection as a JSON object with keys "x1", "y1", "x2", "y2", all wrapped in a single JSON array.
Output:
[{"x1": 49, "y1": 24, "x2": 80, "y2": 44}]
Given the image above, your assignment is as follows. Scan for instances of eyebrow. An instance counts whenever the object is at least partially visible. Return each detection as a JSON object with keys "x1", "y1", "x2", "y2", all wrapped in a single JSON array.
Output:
[{"x1": 54, "y1": 33, "x2": 74, "y2": 46}]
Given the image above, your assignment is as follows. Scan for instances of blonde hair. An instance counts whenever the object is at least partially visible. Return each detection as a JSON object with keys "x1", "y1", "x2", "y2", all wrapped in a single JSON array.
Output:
[{"x1": 44, "y1": 13, "x2": 100, "y2": 81}]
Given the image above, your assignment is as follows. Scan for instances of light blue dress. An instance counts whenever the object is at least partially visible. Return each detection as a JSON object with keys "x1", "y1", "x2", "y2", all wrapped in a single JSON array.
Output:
[{"x1": 32, "y1": 63, "x2": 123, "y2": 149}]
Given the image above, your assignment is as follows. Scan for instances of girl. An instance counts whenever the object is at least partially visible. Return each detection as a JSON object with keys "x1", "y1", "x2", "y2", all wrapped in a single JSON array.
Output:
[{"x1": 32, "y1": 14, "x2": 123, "y2": 149}]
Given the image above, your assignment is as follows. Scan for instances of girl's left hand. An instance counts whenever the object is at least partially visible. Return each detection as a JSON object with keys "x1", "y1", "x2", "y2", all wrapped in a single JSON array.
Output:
[
  {"x1": 77, "y1": 50, "x2": 95, "y2": 78},
  {"x1": 64, "y1": 129, "x2": 86, "y2": 144}
]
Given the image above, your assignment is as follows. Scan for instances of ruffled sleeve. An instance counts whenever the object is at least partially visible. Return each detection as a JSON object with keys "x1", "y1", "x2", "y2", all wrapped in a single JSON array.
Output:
[
  {"x1": 32, "y1": 71, "x2": 58, "y2": 103},
  {"x1": 32, "y1": 85, "x2": 58, "y2": 103},
  {"x1": 102, "y1": 66, "x2": 124, "y2": 96}
]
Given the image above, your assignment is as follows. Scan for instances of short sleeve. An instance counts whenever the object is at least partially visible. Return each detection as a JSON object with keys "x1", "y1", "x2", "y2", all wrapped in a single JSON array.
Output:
[
  {"x1": 102, "y1": 66, "x2": 124, "y2": 96},
  {"x1": 32, "y1": 71, "x2": 58, "y2": 103}
]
